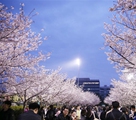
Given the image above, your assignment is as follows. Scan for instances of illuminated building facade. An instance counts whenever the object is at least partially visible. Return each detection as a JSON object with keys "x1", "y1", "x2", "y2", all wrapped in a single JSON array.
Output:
[
  {"x1": 76, "y1": 78, "x2": 100, "y2": 96},
  {"x1": 100, "y1": 85, "x2": 113, "y2": 101}
]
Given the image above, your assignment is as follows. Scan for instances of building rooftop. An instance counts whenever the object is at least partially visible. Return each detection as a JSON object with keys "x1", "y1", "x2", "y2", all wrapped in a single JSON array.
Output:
[{"x1": 76, "y1": 78, "x2": 99, "y2": 82}]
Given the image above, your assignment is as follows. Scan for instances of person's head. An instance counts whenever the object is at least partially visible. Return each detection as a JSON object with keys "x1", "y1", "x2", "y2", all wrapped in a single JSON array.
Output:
[
  {"x1": 86, "y1": 105, "x2": 93, "y2": 112},
  {"x1": 29, "y1": 102, "x2": 40, "y2": 114},
  {"x1": 70, "y1": 110, "x2": 77, "y2": 118},
  {"x1": 49, "y1": 105, "x2": 54, "y2": 109},
  {"x1": 121, "y1": 107, "x2": 127, "y2": 113},
  {"x1": 76, "y1": 105, "x2": 81, "y2": 110},
  {"x1": 62, "y1": 106, "x2": 69, "y2": 117},
  {"x1": 131, "y1": 105, "x2": 135, "y2": 111},
  {"x1": 106, "y1": 105, "x2": 112, "y2": 112},
  {"x1": 112, "y1": 101, "x2": 120, "y2": 109},
  {"x1": 2, "y1": 100, "x2": 11, "y2": 111}
]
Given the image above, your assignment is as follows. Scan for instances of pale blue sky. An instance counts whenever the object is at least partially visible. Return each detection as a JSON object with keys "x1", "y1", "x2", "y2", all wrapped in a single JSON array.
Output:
[{"x1": 1, "y1": 0, "x2": 118, "y2": 86}]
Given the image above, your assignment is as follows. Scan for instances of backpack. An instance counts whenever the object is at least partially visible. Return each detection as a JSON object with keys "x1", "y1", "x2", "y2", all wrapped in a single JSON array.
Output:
[{"x1": 111, "y1": 111, "x2": 124, "y2": 120}]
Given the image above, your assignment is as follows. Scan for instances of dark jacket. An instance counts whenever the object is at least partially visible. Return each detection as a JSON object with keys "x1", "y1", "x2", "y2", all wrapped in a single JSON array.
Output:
[
  {"x1": 85, "y1": 111, "x2": 98, "y2": 120},
  {"x1": 56, "y1": 113, "x2": 70, "y2": 120},
  {"x1": 38, "y1": 108, "x2": 45, "y2": 120},
  {"x1": 100, "y1": 110, "x2": 106, "y2": 120},
  {"x1": 106, "y1": 109, "x2": 126, "y2": 120},
  {"x1": 0, "y1": 108, "x2": 15, "y2": 120},
  {"x1": 17, "y1": 110, "x2": 41, "y2": 120},
  {"x1": 85, "y1": 114, "x2": 94, "y2": 120},
  {"x1": 46, "y1": 108, "x2": 56, "y2": 120}
]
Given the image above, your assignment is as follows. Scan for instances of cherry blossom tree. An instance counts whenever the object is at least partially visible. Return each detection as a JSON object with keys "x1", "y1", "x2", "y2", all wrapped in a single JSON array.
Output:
[
  {"x1": 39, "y1": 71, "x2": 100, "y2": 106},
  {"x1": 6, "y1": 66, "x2": 100, "y2": 108},
  {"x1": 103, "y1": 0, "x2": 136, "y2": 71},
  {"x1": 104, "y1": 70, "x2": 136, "y2": 106},
  {"x1": 0, "y1": 3, "x2": 100, "y2": 107},
  {"x1": 5, "y1": 67, "x2": 63, "y2": 108},
  {"x1": 0, "y1": 3, "x2": 49, "y2": 95},
  {"x1": 103, "y1": 0, "x2": 136, "y2": 105}
]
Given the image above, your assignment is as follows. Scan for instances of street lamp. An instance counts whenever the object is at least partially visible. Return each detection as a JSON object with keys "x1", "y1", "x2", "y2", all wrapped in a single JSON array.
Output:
[
  {"x1": 75, "y1": 58, "x2": 81, "y2": 86},
  {"x1": 76, "y1": 58, "x2": 80, "y2": 66}
]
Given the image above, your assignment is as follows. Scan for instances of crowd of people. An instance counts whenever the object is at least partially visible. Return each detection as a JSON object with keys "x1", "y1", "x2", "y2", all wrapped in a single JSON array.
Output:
[{"x1": 0, "y1": 100, "x2": 136, "y2": 120}]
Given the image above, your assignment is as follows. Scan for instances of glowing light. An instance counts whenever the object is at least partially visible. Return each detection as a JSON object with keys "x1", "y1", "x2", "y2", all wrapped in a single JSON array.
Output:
[{"x1": 76, "y1": 58, "x2": 81, "y2": 66}]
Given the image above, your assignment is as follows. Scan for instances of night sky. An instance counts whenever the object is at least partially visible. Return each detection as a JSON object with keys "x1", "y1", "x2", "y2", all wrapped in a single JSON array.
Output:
[{"x1": 0, "y1": 0, "x2": 119, "y2": 86}]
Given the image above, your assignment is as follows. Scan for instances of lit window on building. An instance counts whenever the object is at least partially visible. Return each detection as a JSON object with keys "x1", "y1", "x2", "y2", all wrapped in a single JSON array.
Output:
[
  {"x1": 87, "y1": 88, "x2": 90, "y2": 90},
  {"x1": 83, "y1": 82, "x2": 99, "y2": 85}
]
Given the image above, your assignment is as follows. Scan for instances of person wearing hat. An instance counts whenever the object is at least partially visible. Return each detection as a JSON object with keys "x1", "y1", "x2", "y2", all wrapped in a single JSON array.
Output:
[{"x1": 0, "y1": 100, "x2": 15, "y2": 120}]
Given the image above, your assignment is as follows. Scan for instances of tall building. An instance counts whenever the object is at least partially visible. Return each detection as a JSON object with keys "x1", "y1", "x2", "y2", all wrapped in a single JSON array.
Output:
[
  {"x1": 75, "y1": 78, "x2": 113, "y2": 102},
  {"x1": 99, "y1": 85, "x2": 113, "y2": 101},
  {"x1": 76, "y1": 78, "x2": 100, "y2": 96}
]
